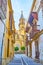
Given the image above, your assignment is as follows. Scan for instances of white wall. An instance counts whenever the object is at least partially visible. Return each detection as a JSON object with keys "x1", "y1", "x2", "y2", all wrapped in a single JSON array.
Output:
[
  {"x1": 39, "y1": 34, "x2": 43, "y2": 60},
  {"x1": 0, "y1": 20, "x2": 4, "y2": 58},
  {"x1": 38, "y1": 8, "x2": 43, "y2": 60},
  {"x1": 28, "y1": 45, "x2": 30, "y2": 56},
  {"x1": 37, "y1": 8, "x2": 43, "y2": 30},
  {"x1": 32, "y1": 41, "x2": 35, "y2": 59}
]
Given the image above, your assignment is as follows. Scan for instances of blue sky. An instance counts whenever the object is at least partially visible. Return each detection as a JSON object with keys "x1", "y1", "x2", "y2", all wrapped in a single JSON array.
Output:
[{"x1": 11, "y1": 0, "x2": 33, "y2": 30}]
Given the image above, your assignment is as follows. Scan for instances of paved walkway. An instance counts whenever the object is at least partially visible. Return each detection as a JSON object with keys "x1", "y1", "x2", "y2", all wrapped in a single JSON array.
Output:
[
  {"x1": 8, "y1": 54, "x2": 42, "y2": 65},
  {"x1": 8, "y1": 58, "x2": 22, "y2": 65}
]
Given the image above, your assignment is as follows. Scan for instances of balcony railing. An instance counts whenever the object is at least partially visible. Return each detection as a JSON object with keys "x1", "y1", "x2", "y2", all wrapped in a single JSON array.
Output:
[
  {"x1": 0, "y1": 0, "x2": 7, "y2": 19},
  {"x1": 30, "y1": 25, "x2": 40, "y2": 39}
]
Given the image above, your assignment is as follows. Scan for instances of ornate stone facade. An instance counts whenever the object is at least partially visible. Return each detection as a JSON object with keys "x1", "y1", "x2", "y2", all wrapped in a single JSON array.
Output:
[
  {"x1": 14, "y1": 11, "x2": 26, "y2": 52},
  {"x1": 2, "y1": 0, "x2": 15, "y2": 64}
]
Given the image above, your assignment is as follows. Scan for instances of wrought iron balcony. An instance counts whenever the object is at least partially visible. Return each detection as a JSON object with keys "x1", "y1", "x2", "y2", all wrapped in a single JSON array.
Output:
[
  {"x1": 0, "y1": 0, "x2": 7, "y2": 19},
  {"x1": 30, "y1": 24, "x2": 40, "y2": 38}
]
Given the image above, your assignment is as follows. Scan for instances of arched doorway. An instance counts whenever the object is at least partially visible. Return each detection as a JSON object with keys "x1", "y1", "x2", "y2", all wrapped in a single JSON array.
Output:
[{"x1": 14, "y1": 42, "x2": 21, "y2": 53}]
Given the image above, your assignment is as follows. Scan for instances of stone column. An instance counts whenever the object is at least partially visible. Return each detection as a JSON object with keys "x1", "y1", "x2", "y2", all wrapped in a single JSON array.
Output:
[
  {"x1": 25, "y1": 44, "x2": 32, "y2": 57},
  {"x1": 25, "y1": 46, "x2": 28, "y2": 56},
  {"x1": 25, "y1": 33, "x2": 28, "y2": 56},
  {"x1": 27, "y1": 46, "x2": 28, "y2": 56},
  {"x1": 35, "y1": 40, "x2": 39, "y2": 59},
  {"x1": 27, "y1": 44, "x2": 32, "y2": 57},
  {"x1": 25, "y1": 34, "x2": 32, "y2": 57},
  {"x1": 29, "y1": 43, "x2": 32, "y2": 57}
]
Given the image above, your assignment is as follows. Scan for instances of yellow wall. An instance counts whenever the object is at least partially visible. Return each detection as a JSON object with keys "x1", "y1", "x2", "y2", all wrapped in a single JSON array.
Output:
[{"x1": 2, "y1": 0, "x2": 15, "y2": 60}]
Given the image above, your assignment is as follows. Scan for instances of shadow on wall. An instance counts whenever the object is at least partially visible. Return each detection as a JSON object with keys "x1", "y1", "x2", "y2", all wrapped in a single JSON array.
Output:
[{"x1": 0, "y1": 20, "x2": 4, "y2": 58}]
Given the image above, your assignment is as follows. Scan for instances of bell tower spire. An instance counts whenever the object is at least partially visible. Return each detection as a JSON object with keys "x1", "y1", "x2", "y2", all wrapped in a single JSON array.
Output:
[
  {"x1": 21, "y1": 11, "x2": 23, "y2": 18},
  {"x1": 19, "y1": 11, "x2": 25, "y2": 35},
  {"x1": 19, "y1": 10, "x2": 25, "y2": 21}
]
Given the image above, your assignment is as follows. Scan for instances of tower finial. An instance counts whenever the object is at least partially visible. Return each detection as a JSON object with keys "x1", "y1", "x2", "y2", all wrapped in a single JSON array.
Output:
[
  {"x1": 19, "y1": 10, "x2": 25, "y2": 21},
  {"x1": 21, "y1": 10, "x2": 23, "y2": 18}
]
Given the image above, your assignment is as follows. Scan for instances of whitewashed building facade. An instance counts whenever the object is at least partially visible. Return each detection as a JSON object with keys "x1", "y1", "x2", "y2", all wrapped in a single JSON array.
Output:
[
  {"x1": 0, "y1": 0, "x2": 7, "y2": 58},
  {"x1": 32, "y1": 0, "x2": 43, "y2": 61}
]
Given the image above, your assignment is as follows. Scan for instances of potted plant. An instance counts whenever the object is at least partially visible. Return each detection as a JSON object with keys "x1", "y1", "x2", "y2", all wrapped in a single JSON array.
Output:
[
  {"x1": 21, "y1": 46, "x2": 25, "y2": 52},
  {"x1": 14, "y1": 47, "x2": 19, "y2": 51}
]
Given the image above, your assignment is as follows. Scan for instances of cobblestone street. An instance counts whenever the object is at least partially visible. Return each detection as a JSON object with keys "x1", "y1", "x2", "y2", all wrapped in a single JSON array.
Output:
[{"x1": 8, "y1": 54, "x2": 42, "y2": 65}]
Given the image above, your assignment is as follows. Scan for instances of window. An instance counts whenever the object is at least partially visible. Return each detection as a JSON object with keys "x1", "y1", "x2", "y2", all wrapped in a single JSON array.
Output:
[
  {"x1": 9, "y1": 13, "x2": 12, "y2": 31},
  {"x1": 7, "y1": 39, "x2": 9, "y2": 57}
]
